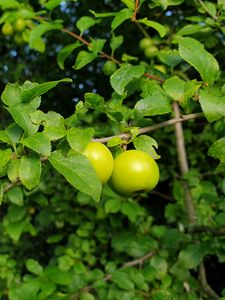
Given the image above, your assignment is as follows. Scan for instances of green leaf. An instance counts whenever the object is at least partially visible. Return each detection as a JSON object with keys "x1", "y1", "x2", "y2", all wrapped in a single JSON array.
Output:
[
  {"x1": 157, "y1": 50, "x2": 182, "y2": 68},
  {"x1": 44, "y1": 0, "x2": 65, "y2": 10},
  {"x1": 88, "y1": 38, "x2": 106, "y2": 56},
  {"x1": 149, "y1": 0, "x2": 184, "y2": 10},
  {"x1": 199, "y1": 88, "x2": 225, "y2": 122},
  {"x1": 134, "y1": 82, "x2": 171, "y2": 117},
  {"x1": 21, "y1": 78, "x2": 72, "y2": 103},
  {"x1": 110, "y1": 64, "x2": 145, "y2": 95},
  {"x1": 89, "y1": 10, "x2": 118, "y2": 18},
  {"x1": 110, "y1": 34, "x2": 124, "y2": 55},
  {"x1": 138, "y1": 18, "x2": 166, "y2": 37},
  {"x1": 0, "y1": 149, "x2": 12, "y2": 174},
  {"x1": 1, "y1": 82, "x2": 22, "y2": 106},
  {"x1": 7, "y1": 187, "x2": 24, "y2": 206},
  {"x1": 177, "y1": 24, "x2": 206, "y2": 36},
  {"x1": 214, "y1": 212, "x2": 225, "y2": 225},
  {"x1": 150, "y1": 256, "x2": 168, "y2": 279},
  {"x1": 76, "y1": 16, "x2": 96, "y2": 35},
  {"x1": 7, "y1": 103, "x2": 39, "y2": 136},
  {"x1": 178, "y1": 244, "x2": 204, "y2": 269},
  {"x1": 49, "y1": 151, "x2": 102, "y2": 201},
  {"x1": 133, "y1": 135, "x2": 160, "y2": 159},
  {"x1": 121, "y1": 201, "x2": 140, "y2": 222},
  {"x1": 67, "y1": 127, "x2": 94, "y2": 152},
  {"x1": 7, "y1": 159, "x2": 21, "y2": 182},
  {"x1": 57, "y1": 42, "x2": 82, "y2": 70},
  {"x1": 104, "y1": 198, "x2": 121, "y2": 213},
  {"x1": 208, "y1": 137, "x2": 225, "y2": 162},
  {"x1": 0, "y1": 130, "x2": 11, "y2": 144},
  {"x1": 163, "y1": 76, "x2": 200, "y2": 103},
  {"x1": 120, "y1": 0, "x2": 135, "y2": 9},
  {"x1": 73, "y1": 51, "x2": 97, "y2": 70},
  {"x1": 29, "y1": 22, "x2": 63, "y2": 51},
  {"x1": 0, "y1": 0, "x2": 20, "y2": 9},
  {"x1": 179, "y1": 37, "x2": 219, "y2": 85},
  {"x1": 21, "y1": 132, "x2": 51, "y2": 156},
  {"x1": 79, "y1": 292, "x2": 95, "y2": 300},
  {"x1": 84, "y1": 93, "x2": 106, "y2": 112},
  {"x1": 19, "y1": 154, "x2": 42, "y2": 190},
  {"x1": 44, "y1": 266, "x2": 73, "y2": 285},
  {"x1": 111, "y1": 8, "x2": 133, "y2": 31},
  {"x1": 26, "y1": 258, "x2": 43, "y2": 275},
  {"x1": 111, "y1": 271, "x2": 135, "y2": 290},
  {"x1": 43, "y1": 111, "x2": 66, "y2": 140},
  {"x1": 6, "y1": 123, "x2": 23, "y2": 145}
]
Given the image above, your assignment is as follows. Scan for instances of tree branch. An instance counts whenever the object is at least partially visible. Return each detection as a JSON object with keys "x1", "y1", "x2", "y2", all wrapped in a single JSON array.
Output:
[
  {"x1": 94, "y1": 112, "x2": 204, "y2": 143},
  {"x1": 188, "y1": 225, "x2": 225, "y2": 236},
  {"x1": 173, "y1": 102, "x2": 196, "y2": 224},
  {"x1": 199, "y1": 262, "x2": 220, "y2": 300},
  {"x1": 132, "y1": 0, "x2": 140, "y2": 22}
]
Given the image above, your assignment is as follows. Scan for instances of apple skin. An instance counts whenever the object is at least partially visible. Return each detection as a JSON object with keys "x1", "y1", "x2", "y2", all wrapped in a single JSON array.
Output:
[{"x1": 110, "y1": 150, "x2": 159, "y2": 195}]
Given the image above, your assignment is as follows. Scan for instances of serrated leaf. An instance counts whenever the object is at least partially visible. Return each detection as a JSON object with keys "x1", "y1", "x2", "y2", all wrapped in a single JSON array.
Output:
[
  {"x1": 21, "y1": 78, "x2": 72, "y2": 103},
  {"x1": 0, "y1": 130, "x2": 11, "y2": 144},
  {"x1": 19, "y1": 155, "x2": 41, "y2": 190},
  {"x1": 73, "y1": 51, "x2": 97, "y2": 70},
  {"x1": 157, "y1": 50, "x2": 182, "y2": 68},
  {"x1": 49, "y1": 151, "x2": 101, "y2": 201},
  {"x1": 110, "y1": 64, "x2": 145, "y2": 95},
  {"x1": 199, "y1": 88, "x2": 225, "y2": 122},
  {"x1": 84, "y1": 93, "x2": 106, "y2": 112},
  {"x1": 6, "y1": 123, "x2": 23, "y2": 145},
  {"x1": 177, "y1": 24, "x2": 206, "y2": 36},
  {"x1": 208, "y1": 137, "x2": 225, "y2": 161},
  {"x1": 67, "y1": 127, "x2": 94, "y2": 152},
  {"x1": 111, "y1": 271, "x2": 135, "y2": 290},
  {"x1": 0, "y1": 149, "x2": 12, "y2": 175},
  {"x1": 57, "y1": 42, "x2": 82, "y2": 70},
  {"x1": 107, "y1": 137, "x2": 123, "y2": 147},
  {"x1": 111, "y1": 8, "x2": 133, "y2": 31},
  {"x1": 133, "y1": 135, "x2": 160, "y2": 159},
  {"x1": 1, "y1": 82, "x2": 22, "y2": 107},
  {"x1": 7, "y1": 103, "x2": 39, "y2": 136},
  {"x1": 7, "y1": 159, "x2": 20, "y2": 182},
  {"x1": 163, "y1": 76, "x2": 200, "y2": 103},
  {"x1": 44, "y1": 111, "x2": 66, "y2": 140},
  {"x1": 178, "y1": 244, "x2": 204, "y2": 269},
  {"x1": 26, "y1": 258, "x2": 43, "y2": 275},
  {"x1": 21, "y1": 132, "x2": 51, "y2": 156},
  {"x1": 7, "y1": 187, "x2": 24, "y2": 206},
  {"x1": 76, "y1": 16, "x2": 96, "y2": 35},
  {"x1": 138, "y1": 18, "x2": 166, "y2": 37},
  {"x1": 29, "y1": 22, "x2": 63, "y2": 51},
  {"x1": 179, "y1": 37, "x2": 219, "y2": 85},
  {"x1": 121, "y1": 201, "x2": 139, "y2": 222}
]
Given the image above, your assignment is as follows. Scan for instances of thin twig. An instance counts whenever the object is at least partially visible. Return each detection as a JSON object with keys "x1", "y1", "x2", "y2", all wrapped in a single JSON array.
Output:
[
  {"x1": 70, "y1": 250, "x2": 155, "y2": 299},
  {"x1": 188, "y1": 225, "x2": 225, "y2": 236},
  {"x1": 197, "y1": 0, "x2": 218, "y2": 21},
  {"x1": 94, "y1": 112, "x2": 204, "y2": 143},
  {"x1": 199, "y1": 262, "x2": 220, "y2": 300},
  {"x1": 132, "y1": 0, "x2": 140, "y2": 22}
]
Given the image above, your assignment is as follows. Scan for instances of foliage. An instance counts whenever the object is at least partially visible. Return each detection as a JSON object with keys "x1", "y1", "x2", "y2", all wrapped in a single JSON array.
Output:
[{"x1": 0, "y1": 0, "x2": 225, "y2": 299}]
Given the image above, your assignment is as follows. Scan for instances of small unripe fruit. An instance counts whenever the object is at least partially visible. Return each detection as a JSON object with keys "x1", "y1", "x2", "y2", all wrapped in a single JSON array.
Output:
[
  {"x1": 14, "y1": 34, "x2": 24, "y2": 45},
  {"x1": 2, "y1": 22, "x2": 14, "y2": 36},
  {"x1": 111, "y1": 150, "x2": 159, "y2": 195},
  {"x1": 102, "y1": 61, "x2": 117, "y2": 76},
  {"x1": 83, "y1": 142, "x2": 114, "y2": 184},
  {"x1": 139, "y1": 37, "x2": 153, "y2": 50},
  {"x1": 14, "y1": 18, "x2": 26, "y2": 32},
  {"x1": 144, "y1": 45, "x2": 158, "y2": 59}
]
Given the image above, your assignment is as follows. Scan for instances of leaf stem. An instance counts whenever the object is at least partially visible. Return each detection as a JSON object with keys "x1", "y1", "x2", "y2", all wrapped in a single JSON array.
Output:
[{"x1": 197, "y1": 0, "x2": 218, "y2": 21}]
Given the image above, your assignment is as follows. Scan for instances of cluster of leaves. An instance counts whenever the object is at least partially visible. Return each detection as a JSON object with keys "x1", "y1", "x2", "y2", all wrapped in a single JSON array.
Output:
[{"x1": 1, "y1": 0, "x2": 225, "y2": 299}]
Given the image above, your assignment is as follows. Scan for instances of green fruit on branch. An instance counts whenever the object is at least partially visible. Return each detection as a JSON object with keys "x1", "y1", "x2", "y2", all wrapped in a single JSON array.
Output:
[
  {"x1": 2, "y1": 22, "x2": 14, "y2": 36},
  {"x1": 102, "y1": 60, "x2": 117, "y2": 76},
  {"x1": 110, "y1": 150, "x2": 159, "y2": 194},
  {"x1": 14, "y1": 18, "x2": 26, "y2": 32},
  {"x1": 83, "y1": 142, "x2": 114, "y2": 184},
  {"x1": 144, "y1": 46, "x2": 158, "y2": 59},
  {"x1": 139, "y1": 37, "x2": 153, "y2": 50}
]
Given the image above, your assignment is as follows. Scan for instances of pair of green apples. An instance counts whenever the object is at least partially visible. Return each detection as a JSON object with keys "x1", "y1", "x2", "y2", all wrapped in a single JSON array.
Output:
[{"x1": 83, "y1": 142, "x2": 159, "y2": 195}]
